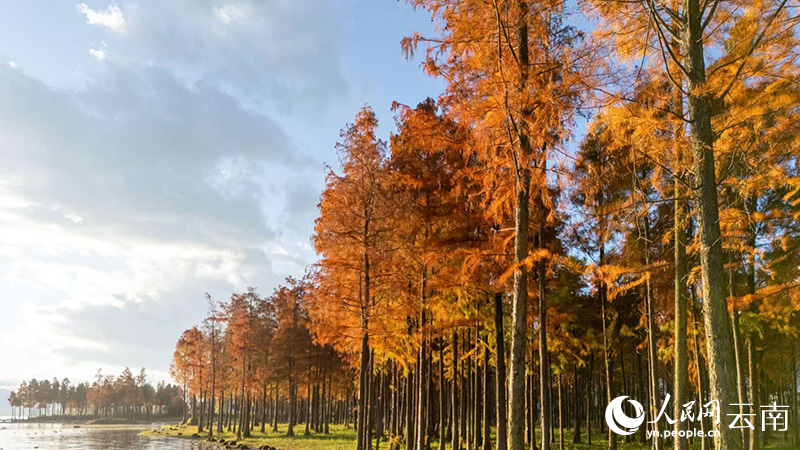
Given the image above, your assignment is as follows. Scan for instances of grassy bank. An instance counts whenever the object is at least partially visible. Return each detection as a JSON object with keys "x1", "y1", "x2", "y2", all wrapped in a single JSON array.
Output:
[
  {"x1": 145, "y1": 424, "x2": 798, "y2": 450},
  {"x1": 145, "y1": 423, "x2": 357, "y2": 450}
]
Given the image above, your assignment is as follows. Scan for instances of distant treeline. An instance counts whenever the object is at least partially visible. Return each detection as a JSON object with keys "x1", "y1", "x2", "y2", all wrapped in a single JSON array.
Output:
[{"x1": 6, "y1": 368, "x2": 183, "y2": 421}]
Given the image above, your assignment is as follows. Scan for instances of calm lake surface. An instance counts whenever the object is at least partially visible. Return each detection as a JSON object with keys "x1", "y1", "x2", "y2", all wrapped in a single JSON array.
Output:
[{"x1": 0, "y1": 423, "x2": 216, "y2": 450}]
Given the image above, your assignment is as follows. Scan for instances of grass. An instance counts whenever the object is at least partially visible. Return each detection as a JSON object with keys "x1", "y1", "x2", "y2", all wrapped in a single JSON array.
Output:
[
  {"x1": 145, "y1": 423, "x2": 798, "y2": 450},
  {"x1": 419, "y1": 427, "x2": 798, "y2": 450},
  {"x1": 145, "y1": 423, "x2": 356, "y2": 450}
]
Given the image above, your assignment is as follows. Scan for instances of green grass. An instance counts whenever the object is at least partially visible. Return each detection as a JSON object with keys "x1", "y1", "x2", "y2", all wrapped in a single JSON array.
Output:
[
  {"x1": 145, "y1": 423, "x2": 797, "y2": 450},
  {"x1": 145, "y1": 423, "x2": 356, "y2": 450},
  {"x1": 421, "y1": 427, "x2": 798, "y2": 450}
]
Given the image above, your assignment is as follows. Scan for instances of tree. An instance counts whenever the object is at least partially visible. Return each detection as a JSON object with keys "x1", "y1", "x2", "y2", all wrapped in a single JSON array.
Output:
[
  {"x1": 311, "y1": 106, "x2": 393, "y2": 450},
  {"x1": 586, "y1": 2, "x2": 800, "y2": 447},
  {"x1": 402, "y1": 2, "x2": 584, "y2": 448}
]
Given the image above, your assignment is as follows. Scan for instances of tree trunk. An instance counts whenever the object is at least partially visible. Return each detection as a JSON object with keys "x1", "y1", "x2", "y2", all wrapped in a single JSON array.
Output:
[
  {"x1": 494, "y1": 293, "x2": 508, "y2": 450},
  {"x1": 409, "y1": 366, "x2": 417, "y2": 450},
  {"x1": 417, "y1": 269, "x2": 429, "y2": 450},
  {"x1": 731, "y1": 292, "x2": 748, "y2": 448},
  {"x1": 690, "y1": 287, "x2": 710, "y2": 450},
  {"x1": 272, "y1": 384, "x2": 279, "y2": 433},
  {"x1": 538, "y1": 212, "x2": 550, "y2": 450},
  {"x1": 748, "y1": 337, "x2": 760, "y2": 450},
  {"x1": 508, "y1": 2, "x2": 532, "y2": 448},
  {"x1": 483, "y1": 340, "x2": 490, "y2": 450},
  {"x1": 358, "y1": 331, "x2": 370, "y2": 450},
  {"x1": 305, "y1": 380, "x2": 312, "y2": 436},
  {"x1": 452, "y1": 331, "x2": 460, "y2": 450},
  {"x1": 557, "y1": 371, "x2": 563, "y2": 450},
  {"x1": 600, "y1": 243, "x2": 616, "y2": 450},
  {"x1": 573, "y1": 364, "x2": 581, "y2": 443},
  {"x1": 237, "y1": 355, "x2": 245, "y2": 440},
  {"x1": 287, "y1": 380, "x2": 296, "y2": 437},
  {"x1": 244, "y1": 392, "x2": 252, "y2": 438},
  {"x1": 475, "y1": 332, "x2": 482, "y2": 449},
  {"x1": 441, "y1": 341, "x2": 447, "y2": 450},
  {"x1": 672, "y1": 75, "x2": 689, "y2": 450},
  {"x1": 366, "y1": 350, "x2": 374, "y2": 450},
  {"x1": 683, "y1": 2, "x2": 743, "y2": 450},
  {"x1": 586, "y1": 353, "x2": 593, "y2": 446}
]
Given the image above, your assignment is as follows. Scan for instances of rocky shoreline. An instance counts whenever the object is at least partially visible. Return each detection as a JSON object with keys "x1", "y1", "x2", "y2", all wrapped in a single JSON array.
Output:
[{"x1": 149, "y1": 427, "x2": 287, "y2": 450}]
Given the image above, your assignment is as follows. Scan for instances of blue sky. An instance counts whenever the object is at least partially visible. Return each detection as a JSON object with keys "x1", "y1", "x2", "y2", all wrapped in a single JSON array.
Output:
[{"x1": 0, "y1": 0, "x2": 444, "y2": 388}]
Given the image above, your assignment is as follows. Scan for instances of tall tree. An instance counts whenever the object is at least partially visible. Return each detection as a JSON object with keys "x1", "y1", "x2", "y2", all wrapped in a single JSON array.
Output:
[{"x1": 311, "y1": 106, "x2": 393, "y2": 450}]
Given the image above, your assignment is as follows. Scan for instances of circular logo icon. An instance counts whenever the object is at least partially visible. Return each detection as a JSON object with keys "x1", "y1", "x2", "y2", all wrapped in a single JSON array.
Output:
[{"x1": 605, "y1": 396, "x2": 645, "y2": 435}]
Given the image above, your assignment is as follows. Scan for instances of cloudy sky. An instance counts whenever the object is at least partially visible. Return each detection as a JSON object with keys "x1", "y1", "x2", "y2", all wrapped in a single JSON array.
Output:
[{"x1": 0, "y1": 0, "x2": 442, "y2": 390}]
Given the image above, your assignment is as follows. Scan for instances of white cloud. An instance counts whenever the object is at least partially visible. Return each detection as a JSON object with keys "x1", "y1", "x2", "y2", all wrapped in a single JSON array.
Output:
[
  {"x1": 65, "y1": 212, "x2": 85, "y2": 224},
  {"x1": 76, "y1": 3, "x2": 127, "y2": 32},
  {"x1": 0, "y1": 59, "x2": 322, "y2": 384},
  {"x1": 0, "y1": 0, "x2": 351, "y2": 388},
  {"x1": 89, "y1": 48, "x2": 107, "y2": 60},
  {"x1": 214, "y1": 4, "x2": 247, "y2": 24}
]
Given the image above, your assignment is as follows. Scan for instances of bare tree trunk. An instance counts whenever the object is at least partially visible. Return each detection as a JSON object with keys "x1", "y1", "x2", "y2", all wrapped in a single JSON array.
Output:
[
  {"x1": 407, "y1": 367, "x2": 416, "y2": 450},
  {"x1": 494, "y1": 293, "x2": 508, "y2": 450},
  {"x1": 305, "y1": 380, "x2": 312, "y2": 436},
  {"x1": 748, "y1": 337, "x2": 760, "y2": 450},
  {"x1": 366, "y1": 350, "x2": 374, "y2": 450},
  {"x1": 358, "y1": 331, "x2": 370, "y2": 450},
  {"x1": 683, "y1": 2, "x2": 743, "y2": 449},
  {"x1": 475, "y1": 330, "x2": 482, "y2": 448},
  {"x1": 287, "y1": 382, "x2": 295, "y2": 437},
  {"x1": 259, "y1": 385, "x2": 265, "y2": 433},
  {"x1": 731, "y1": 282, "x2": 748, "y2": 448},
  {"x1": 573, "y1": 364, "x2": 581, "y2": 443},
  {"x1": 272, "y1": 384, "x2": 279, "y2": 433},
  {"x1": 417, "y1": 269, "x2": 429, "y2": 450},
  {"x1": 599, "y1": 240, "x2": 615, "y2": 450},
  {"x1": 557, "y1": 371, "x2": 563, "y2": 450},
  {"x1": 237, "y1": 357, "x2": 245, "y2": 440},
  {"x1": 244, "y1": 392, "x2": 252, "y2": 438},
  {"x1": 483, "y1": 339, "x2": 490, "y2": 450},
  {"x1": 440, "y1": 343, "x2": 447, "y2": 450},
  {"x1": 452, "y1": 332, "x2": 460, "y2": 450},
  {"x1": 358, "y1": 258, "x2": 372, "y2": 449},
  {"x1": 586, "y1": 353, "x2": 593, "y2": 446},
  {"x1": 690, "y1": 288, "x2": 709, "y2": 450},
  {"x1": 672, "y1": 61, "x2": 689, "y2": 450},
  {"x1": 508, "y1": 2, "x2": 532, "y2": 448}
]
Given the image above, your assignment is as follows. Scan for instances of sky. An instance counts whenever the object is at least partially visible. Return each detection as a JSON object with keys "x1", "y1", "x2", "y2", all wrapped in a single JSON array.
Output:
[{"x1": 0, "y1": 0, "x2": 445, "y2": 391}]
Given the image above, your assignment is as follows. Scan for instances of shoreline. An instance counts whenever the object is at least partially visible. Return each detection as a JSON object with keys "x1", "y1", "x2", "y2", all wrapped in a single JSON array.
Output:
[{"x1": 144, "y1": 423, "x2": 356, "y2": 450}]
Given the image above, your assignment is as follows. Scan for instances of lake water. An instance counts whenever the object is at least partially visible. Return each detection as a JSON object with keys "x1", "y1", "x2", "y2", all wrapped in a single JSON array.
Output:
[{"x1": 0, "y1": 423, "x2": 216, "y2": 450}]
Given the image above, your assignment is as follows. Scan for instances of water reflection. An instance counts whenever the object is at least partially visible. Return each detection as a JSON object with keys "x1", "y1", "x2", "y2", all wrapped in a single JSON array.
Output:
[{"x1": 0, "y1": 423, "x2": 216, "y2": 450}]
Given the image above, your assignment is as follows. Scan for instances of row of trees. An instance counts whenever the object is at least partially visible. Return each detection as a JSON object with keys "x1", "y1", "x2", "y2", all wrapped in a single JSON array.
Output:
[
  {"x1": 171, "y1": 284, "x2": 352, "y2": 441},
  {"x1": 173, "y1": 1, "x2": 800, "y2": 450},
  {"x1": 7, "y1": 369, "x2": 183, "y2": 420},
  {"x1": 304, "y1": 1, "x2": 800, "y2": 450}
]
